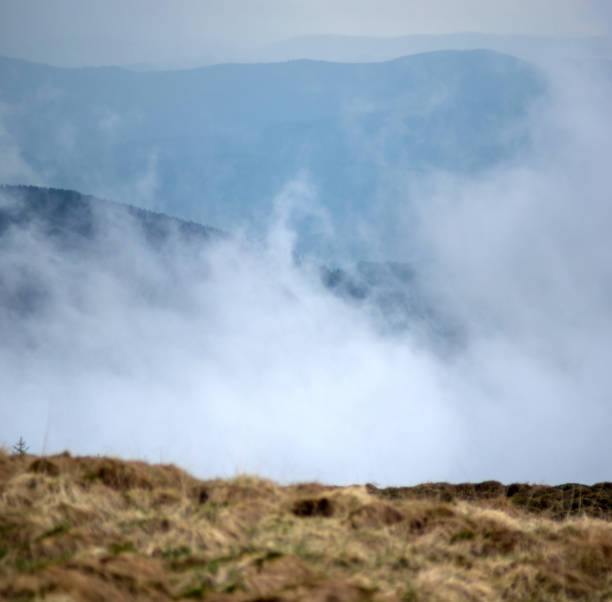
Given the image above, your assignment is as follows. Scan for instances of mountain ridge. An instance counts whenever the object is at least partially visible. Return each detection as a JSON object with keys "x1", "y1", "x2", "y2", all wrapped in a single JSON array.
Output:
[
  {"x1": 0, "y1": 184, "x2": 224, "y2": 244},
  {"x1": 0, "y1": 47, "x2": 539, "y2": 71},
  {"x1": 0, "y1": 49, "x2": 544, "y2": 252}
]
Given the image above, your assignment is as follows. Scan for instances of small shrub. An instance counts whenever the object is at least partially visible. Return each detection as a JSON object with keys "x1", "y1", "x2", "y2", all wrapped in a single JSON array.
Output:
[{"x1": 12, "y1": 437, "x2": 29, "y2": 456}]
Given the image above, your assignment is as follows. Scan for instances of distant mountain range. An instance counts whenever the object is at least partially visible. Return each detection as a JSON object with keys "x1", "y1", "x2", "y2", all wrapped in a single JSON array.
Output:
[
  {"x1": 254, "y1": 33, "x2": 612, "y2": 64},
  {"x1": 0, "y1": 50, "x2": 544, "y2": 256}
]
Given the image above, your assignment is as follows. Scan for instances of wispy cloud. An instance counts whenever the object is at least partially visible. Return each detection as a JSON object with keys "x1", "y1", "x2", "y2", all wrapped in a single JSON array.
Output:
[
  {"x1": 0, "y1": 42, "x2": 611, "y2": 486},
  {"x1": 0, "y1": 105, "x2": 41, "y2": 185}
]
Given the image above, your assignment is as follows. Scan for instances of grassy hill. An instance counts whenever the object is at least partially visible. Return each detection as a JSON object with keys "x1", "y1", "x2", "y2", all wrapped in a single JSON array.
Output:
[{"x1": 1, "y1": 450, "x2": 610, "y2": 601}]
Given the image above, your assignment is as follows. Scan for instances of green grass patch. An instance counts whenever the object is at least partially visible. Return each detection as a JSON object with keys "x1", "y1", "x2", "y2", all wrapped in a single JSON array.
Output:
[
  {"x1": 14, "y1": 551, "x2": 73, "y2": 573},
  {"x1": 37, "y1": 522, "x2": 71, "y2": 540},
  {"x1": 254, "y1": 549, "x2": 283, "y2": 568},
  {"x1": 222, "y1": 566, "x2": 245, "y2": 593},
  {"x1": 161, "y1": 545, "x2": 191, "y2": 559},
  {"x1": 109, "y1": 541, "x2": 135, "y2": 555},
  {"x1": 0, "y1": 523, "x2": 19, "y2": 542},
  {"x1": 198, "y1": 500, "x2": 228, "y2": 524},
  {"x1": 402, "y1": 589, "x2": 418, "y2": 601},
  {"x1": 450, "y1": 529, "x2": 476, "y2": 544},
  {"x1": 180, "y1": 572, "x2": 213, "y2": 599}
]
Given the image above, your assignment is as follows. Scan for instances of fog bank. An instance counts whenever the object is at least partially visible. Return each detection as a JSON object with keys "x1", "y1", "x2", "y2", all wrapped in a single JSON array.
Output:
[{"x1": 1, "y1": 57, "x2": 611, "y2": 486}]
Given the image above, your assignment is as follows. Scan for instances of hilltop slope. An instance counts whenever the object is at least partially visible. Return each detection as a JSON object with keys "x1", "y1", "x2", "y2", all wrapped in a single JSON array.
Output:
[
  {"x1": 0, "y1": 184, "x2": 222, "y2": 245},
  {"x1": 0, "y1": 451, "x2": 610, "y2": 601}
]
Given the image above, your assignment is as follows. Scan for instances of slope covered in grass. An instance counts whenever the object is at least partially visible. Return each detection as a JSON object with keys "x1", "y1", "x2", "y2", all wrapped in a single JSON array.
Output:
[{"x1": 0, "y1": 451, "x2": 610, "y2": 601}]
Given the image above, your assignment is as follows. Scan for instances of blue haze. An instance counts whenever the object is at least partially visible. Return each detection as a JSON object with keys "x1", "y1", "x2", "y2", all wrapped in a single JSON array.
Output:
[
  {"x1": 0, "y1": 50, "x2": 543, "y2": 257},
  {"x1": 1, "y1": 47, "x2": 611, "y2": 485}
]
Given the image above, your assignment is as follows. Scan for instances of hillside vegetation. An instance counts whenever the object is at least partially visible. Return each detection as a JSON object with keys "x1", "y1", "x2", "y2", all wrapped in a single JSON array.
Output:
[{"x1": 0, "y1": 450, "x2": 610, "y2": 601}]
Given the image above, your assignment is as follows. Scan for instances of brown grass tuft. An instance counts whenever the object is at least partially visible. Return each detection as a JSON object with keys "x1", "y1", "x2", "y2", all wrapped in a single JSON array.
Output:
[{"x1": 0, "y1": 454, "x2": 610, "y2": 601}]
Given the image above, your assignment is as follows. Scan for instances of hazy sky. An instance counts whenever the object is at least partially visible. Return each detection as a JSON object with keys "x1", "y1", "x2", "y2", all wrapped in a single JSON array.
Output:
[{"x1": 0, "y1": 0, "x2": 610, "y2": 67}]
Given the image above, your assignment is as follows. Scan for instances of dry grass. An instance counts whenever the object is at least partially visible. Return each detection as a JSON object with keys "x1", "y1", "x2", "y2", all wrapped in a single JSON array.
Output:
[{"x1": 0, "y1": 451, "x2": 610, "y2": 601}]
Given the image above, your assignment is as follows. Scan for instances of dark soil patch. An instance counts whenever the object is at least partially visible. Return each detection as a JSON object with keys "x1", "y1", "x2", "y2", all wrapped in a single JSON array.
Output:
[
  {"x1": 292, "y1": 497, "x2": 334, "y2": 518},
  {"x1": 28, "y1": 458, "x2": 60, "y2": 477},
  {"x1": 367, "y1": 481, "x2": 612, "y2": 519}
]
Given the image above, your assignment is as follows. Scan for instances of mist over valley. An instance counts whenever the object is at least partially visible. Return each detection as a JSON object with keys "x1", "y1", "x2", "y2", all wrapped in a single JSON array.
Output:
[{"x1": 0, "y1": 10, "x2": 611, "y2": 487}]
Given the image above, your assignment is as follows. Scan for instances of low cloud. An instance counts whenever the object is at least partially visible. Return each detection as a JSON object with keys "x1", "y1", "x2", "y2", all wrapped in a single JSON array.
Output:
[
  {"x1": 0, "y1": 56, "x2": 610, "y2": 486},
  {"x1": 0, "y1": 189, "x2": 462, "y2": 484},
  {"x1": 0, "y1": 105, "x2": 41, "y2": 185}
]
